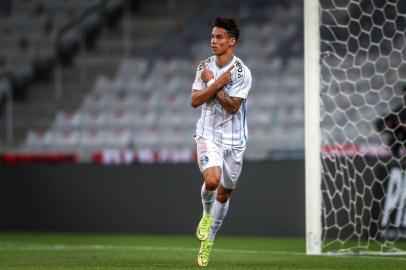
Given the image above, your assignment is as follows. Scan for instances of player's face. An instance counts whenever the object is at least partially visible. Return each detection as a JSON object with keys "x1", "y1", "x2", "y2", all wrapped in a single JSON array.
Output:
[{"x1": 211, "y1": 27, "x2": 236, "y2": 55}]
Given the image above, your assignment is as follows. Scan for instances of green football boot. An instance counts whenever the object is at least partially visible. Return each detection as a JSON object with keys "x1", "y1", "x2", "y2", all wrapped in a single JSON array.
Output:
[
  {"x1": 196, "y1": 212, "x2": 213, "y2": 241},
  {"x1": 197, "y1": 239, "x2": 214, "y2": 267}
]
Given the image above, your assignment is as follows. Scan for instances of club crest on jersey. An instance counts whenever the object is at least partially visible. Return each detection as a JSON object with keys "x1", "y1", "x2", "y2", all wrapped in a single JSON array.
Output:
[
  {"x1": 224, "y1": 82, "x2": 232, "y2": 92},
  {"x1": 200, "y1": 155, "x2": 209, "y2": 166}
]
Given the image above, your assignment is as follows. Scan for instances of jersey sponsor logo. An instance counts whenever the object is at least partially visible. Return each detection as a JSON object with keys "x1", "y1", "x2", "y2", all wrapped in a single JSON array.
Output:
[
  {"x1": 197, "y1": 58, "x2": 211, "y2": 71},
  {"x1": 224, "y1": 60, "x2": 244, "y2": 91},
  {"x1": 200, "y1": 155, "x2": 209, "y2": 166},
  {"x1": 234, "y1": 60, "x2": 244, "y2": 79}
]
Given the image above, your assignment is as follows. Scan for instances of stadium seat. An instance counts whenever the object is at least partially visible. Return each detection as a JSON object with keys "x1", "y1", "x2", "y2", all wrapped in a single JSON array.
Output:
[
  {"x1": 93, "y1": 75, "x2": 124, "y2": 93},
  {"x1": 249, "y1": 92, "x2": 276, "y2": 107},
  {"x1": 124, "y1": 75, "x2": 146, "y2": 92},
  {"x1": 24, "y1": 130, "x2": 54, "y2": 151},
  {"x1": 116, "y1": 58, "x2": 149, "y2": 81},
  {"x1": 109, "y1": 92, "x2": 136, "y2": 110},
  {"x1": 132, "y1": 128, "x2": 159, "y2": 149},
  {"x1": 54, "y1": 111, "x2": 82, "y2": 129},
  {"x1": 160, "y1": 92, "x2": 189, "y2": 108},
  {"x1": 78, "y1": 129, "x2": 107, "y2": 151},
  {"x1": 160, "y1": 127, "x2": 195, "y2": 148},
  {"x1": 132, "y1": 92, "x2": 160, "y2": 108},
  {"x1": 106, "y1": 109, "x2": 134, "y2": 128},
  {"x1": 132, "y1": 108, "x2": 157, "y2": 128},
  {"x1": 249, "y1": 106, "x2": 273, "y2": 127},
  {"x1": 51, "y1": 129, "x2": 80, "y2": 152},
  {"x1": 81, "y1": 110, "x2": 108, "y2": 128},
  {"x1": 158, "y1": 107, "x2": 197, "y2": 128},
  {"x1": 81, "y1": 92, "x2": 110, "y2": 110},
  {"x1": 105, "y1": 128, "x2": 132, "y2": 149}
]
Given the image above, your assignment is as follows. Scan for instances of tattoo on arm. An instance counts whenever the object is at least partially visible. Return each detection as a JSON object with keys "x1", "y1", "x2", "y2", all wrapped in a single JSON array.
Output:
[{"x1": 216, "y1": 90, "x2": 243, "y2": 114}]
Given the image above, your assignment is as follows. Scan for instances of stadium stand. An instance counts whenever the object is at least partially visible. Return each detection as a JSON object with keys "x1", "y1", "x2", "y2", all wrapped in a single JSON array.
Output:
[
  {"x1": 0, "y1": 0, "x2": 101, "y2": 97},
  {"x1": 2, "y1": 0, "x2": 306, "y2": 162},
  {"x1": 0, "y1": 0, "x2": 130, "y2": 149}
]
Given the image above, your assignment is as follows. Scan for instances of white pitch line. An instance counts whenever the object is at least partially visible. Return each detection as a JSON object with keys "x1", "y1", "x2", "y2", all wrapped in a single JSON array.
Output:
[
  {"x1": 1, "y1": 243, "x2": 406, "y2": 261},
  {"x1": 0, "y1": 242, "x2": 301, "y2": 255}
]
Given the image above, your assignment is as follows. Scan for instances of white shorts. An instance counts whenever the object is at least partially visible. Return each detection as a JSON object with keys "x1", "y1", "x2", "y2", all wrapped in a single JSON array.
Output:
[{"x1": 195, "y1": 136, "x2": 246, "y2": 189}]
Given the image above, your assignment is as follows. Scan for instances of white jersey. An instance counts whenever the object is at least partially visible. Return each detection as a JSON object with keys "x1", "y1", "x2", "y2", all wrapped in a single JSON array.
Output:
[{"x1": 192, "y1": 55, "x2": 252, "y2": 148}]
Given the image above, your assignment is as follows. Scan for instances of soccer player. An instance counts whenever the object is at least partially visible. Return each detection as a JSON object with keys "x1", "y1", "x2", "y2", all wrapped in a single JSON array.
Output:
[{"x1": 190, "y1": 17, "x2": 252, "y2": 266}]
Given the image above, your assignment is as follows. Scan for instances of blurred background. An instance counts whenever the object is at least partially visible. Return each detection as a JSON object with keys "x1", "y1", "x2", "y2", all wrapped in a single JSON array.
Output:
[{"x1": 0, "y1": 0, "x2": 304, "y2": 237}]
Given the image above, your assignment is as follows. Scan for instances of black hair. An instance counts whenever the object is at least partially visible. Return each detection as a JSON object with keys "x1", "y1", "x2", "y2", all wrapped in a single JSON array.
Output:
[{"x1": 213, "y1": 17, "x2": 240, "y2": 41}]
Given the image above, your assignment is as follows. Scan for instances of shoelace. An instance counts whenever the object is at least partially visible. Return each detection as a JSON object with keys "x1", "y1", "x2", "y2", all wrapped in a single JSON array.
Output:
[
  {"x1": 201, "y1": 216, "x2": 212, "y2": 232},
  {"x1": 202, "y1": 242, "x2": 213, "y2": 259}
]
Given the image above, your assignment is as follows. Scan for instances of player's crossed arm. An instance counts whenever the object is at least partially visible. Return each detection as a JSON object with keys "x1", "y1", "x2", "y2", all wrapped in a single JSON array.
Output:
[
  {"x1": 190, "y1": 66, "x2": 233, "y2": 108},
  {"x1": 216, "y1": 91, "x2": 243, "y2": 114}
]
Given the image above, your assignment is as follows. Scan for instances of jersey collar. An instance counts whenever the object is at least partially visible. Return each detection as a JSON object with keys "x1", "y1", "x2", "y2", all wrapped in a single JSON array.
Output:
[{"x1": 215, "y1": 55, "x2": 235, "y2": 70}]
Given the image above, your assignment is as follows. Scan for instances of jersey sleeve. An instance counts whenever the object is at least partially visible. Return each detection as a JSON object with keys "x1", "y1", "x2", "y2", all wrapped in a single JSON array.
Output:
[
  {"x1": 227, "y1": 67, "x2": 252, "y2": 99},
  {"x1": 192, "y1": 62, "x2": 206, "y2": 90}
]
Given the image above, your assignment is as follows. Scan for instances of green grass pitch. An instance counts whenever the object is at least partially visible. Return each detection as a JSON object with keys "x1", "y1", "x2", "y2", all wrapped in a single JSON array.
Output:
[{"x1": 1, "y1": 232, "x2": 406, "y2": 269}]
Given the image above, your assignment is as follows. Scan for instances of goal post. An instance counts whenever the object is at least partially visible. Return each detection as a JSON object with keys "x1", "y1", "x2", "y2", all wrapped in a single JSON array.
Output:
[
  {"x1": 305, "y1": 0, "x2": 406, "y2": 255},
  {"x1": 305, "y1": 0, "x2": 322, "y2": 255}
]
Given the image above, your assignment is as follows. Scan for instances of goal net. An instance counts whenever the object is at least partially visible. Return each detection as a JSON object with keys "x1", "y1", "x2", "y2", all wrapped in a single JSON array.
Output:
[{"x1": 306, "y1": 0, "x2": 406, "y2": 255}]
